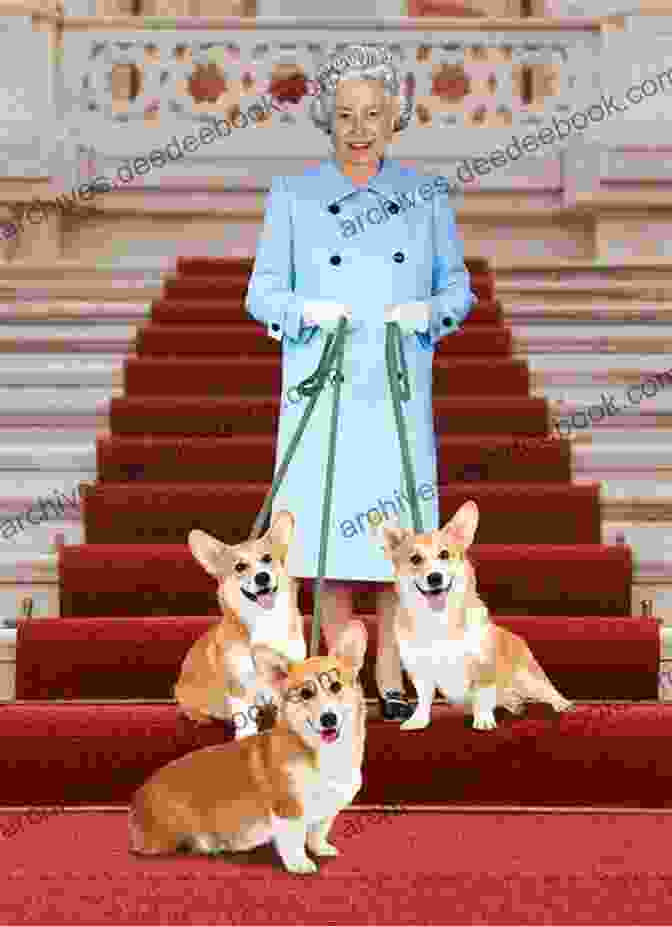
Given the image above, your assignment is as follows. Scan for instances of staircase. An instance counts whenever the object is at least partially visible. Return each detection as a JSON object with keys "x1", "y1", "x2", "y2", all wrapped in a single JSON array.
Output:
[{"x1": 4, "y1": 256, "x2": 672, "y2": 812}]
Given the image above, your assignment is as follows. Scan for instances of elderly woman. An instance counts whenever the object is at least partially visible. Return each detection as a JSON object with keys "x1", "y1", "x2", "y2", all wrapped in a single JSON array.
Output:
[{"x1": 246, "y1": 43, "x2": 475, "y2": 722}]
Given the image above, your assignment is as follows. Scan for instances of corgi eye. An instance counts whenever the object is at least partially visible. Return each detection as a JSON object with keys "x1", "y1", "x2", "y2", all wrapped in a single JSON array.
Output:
[
  {"x1": 439, "y1": 550, "x2": 450, "y2": 560},
  {"x1": 235, "y1": 562, "x2": 247, "y2": 573},
  {"x1": 410, "y1": 554, "x2": 423, "y2": 566},
  {"x1": 330, "y1": 681, "x2": 342, "y2": 694},
  {"x1": 260, "y1": 554, "x2": 272, "y2": 564},
  {"x1": 300, "y1": 686, "x2": 315, "y2": 701}
]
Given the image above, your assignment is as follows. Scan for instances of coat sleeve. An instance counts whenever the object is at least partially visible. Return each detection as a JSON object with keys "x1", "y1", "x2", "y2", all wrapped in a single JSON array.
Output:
[
  {"x1": 416, "y1": 177, "x2": 477, "y2": 350},
  {"x1": 245, "y1": 175, "x2": 317, "y2": 345}
]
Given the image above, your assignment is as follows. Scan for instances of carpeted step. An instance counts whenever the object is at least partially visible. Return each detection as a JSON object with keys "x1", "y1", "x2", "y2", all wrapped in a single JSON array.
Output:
[
  {"x1": 14, "y1": 615, "x2": 658, "y2": 702},
  {"x1": 79, "y1": 481, "x2": 601, "y2": 545},
  {"x1": 97, "y1": 433, "x2": 571, "y2": 483},
  {"x1": 1, "y1": 809, "x2": 671, "y2": 925},
  {"x1": 175, "y1": 255, "x2": 491, "y2": 277},
  {"x1": 123, "y1": 356, "x2": 529, "y2": 397},
  {"x1": 163, "y1": 272, "x2": 495, "y2": 303},
  {"x1": 0, "y1": 700, "x2": 669, "y2": 807},
  {"x1": 176, "y1": 256, "x2": 255, "y2": 276},
  {"x1": 59, "y1": 544, "x2": 630, "y2": 618},
  {"x1": 149, "y1": 298, "x2": 504, "y2": 327},
  {"x1": 134, "y1": 323, "x2": 512, "y2": 357},
  {"x1": 108, "y1": 395, "x2": 547, "y2": 436}
]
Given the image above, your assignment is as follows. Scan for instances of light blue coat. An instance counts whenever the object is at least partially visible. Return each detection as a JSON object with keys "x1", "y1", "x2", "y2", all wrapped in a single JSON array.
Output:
[{"x1": 246, "y1": 157, "x2": 476, "y2": 582}]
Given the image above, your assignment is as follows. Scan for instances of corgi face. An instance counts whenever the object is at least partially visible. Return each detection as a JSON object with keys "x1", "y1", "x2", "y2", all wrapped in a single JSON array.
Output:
[
  {"x1": 375, "y1": 501, "x2": 479, "y2": 616},
  {"x1": 188, "y1": 512, "x2": 294, "y2": 620},
  {"x1": 252, "y1": 620, "x2": 367, "y2": 752}
]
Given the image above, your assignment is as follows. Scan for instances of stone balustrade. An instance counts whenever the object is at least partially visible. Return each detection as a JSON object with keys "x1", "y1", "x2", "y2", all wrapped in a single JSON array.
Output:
[
  {"x1": 57, "y1": 16, "x2": 605, "y2": 188},
  {"x1": 0, "y1": 6, "x2": 670, "y2": 263}
]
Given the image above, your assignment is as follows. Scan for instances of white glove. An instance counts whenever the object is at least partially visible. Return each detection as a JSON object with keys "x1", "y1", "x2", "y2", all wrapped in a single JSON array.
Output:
[
  {"x1": 384, "y1": 301, "x2": 431, "y2": 335},
  {"x1": 302, "y1": 300, "x2": 352, "y2": 333}
]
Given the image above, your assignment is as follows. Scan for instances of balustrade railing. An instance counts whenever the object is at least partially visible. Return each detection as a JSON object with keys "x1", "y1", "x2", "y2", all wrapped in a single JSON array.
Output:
[{"x1": 54, "y1": 17, "x2": 604, "y2": 189}]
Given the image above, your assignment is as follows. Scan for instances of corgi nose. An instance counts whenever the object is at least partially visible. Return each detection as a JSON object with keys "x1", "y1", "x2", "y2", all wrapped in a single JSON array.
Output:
[
  {"x1": 255, "y1": 571, "x2": 271, "y2": 586},
  {"x1": 320, "y1": 711, "x2": 338, "y2": 729},
  {"x1": 427, "y1": 572, "x2": 443, "y2": 587}
]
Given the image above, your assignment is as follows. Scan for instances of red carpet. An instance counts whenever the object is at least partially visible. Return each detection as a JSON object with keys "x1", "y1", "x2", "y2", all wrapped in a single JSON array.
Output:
[
  {"x1": 1, "y1": 702, "x2": 672, "y2": 807},
  {"x1": 109, "y1": 394, "x2": 547, "y2": 435},
  {"x1": 149, "y1": 295, "x2": 504, "y2": 326},
  {"x1": 2, "y1": 809, "x2": 672, "y2": 924},
  {"x1": 15, "y1": 615, "x2": 658, "y2": 701},
  {"x1": 80, "y1": 480, "x2": 601, "y2": 545},
  {"x1": 4, "y1": 255, "x2": 654, "y2": 924},
  {"x1": 123, "y1": 352, "x2": 527, "y2": 396},
  {"x1": 134, "y1": 321, "x2": 512, "y2": 357},
  {"x1": 88, "y1": 256, "x2": 613, "y2": 586},
  {"x1": 58, "y1": 544, "x2": 631, "y2": 618},
  {"x1": 99, "y1": 432, "x2": 571, "y2": 483}
]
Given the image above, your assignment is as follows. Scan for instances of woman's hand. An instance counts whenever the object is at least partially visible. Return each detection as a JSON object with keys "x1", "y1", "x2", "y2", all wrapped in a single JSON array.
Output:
[
  {"x1": 384, "y1": 301, "x2": 431, "y2": 335},
  {"x1": 302, "y1": 300, "x2": 353, "y2": 333}
]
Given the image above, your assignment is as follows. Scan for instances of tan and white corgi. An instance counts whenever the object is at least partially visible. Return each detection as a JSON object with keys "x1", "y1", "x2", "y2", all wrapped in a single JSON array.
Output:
[
  {"x1": 131, "y1": 620, "x2": 368, "y2": 875},
  {"x1": 374, "y1": 500, "x2": 574, "y2": 731},
  {"x1": 174, "y1": 511, "x2": 306, "y2": 735}
]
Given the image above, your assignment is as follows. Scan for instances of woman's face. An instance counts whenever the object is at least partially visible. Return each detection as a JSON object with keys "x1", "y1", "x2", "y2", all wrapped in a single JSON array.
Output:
[{"x1": 332, "y1": 78, "x2": 398, "y2": 172}]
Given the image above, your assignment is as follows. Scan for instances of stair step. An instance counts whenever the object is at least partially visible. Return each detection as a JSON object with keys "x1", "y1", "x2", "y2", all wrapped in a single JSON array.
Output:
[
  {"x1": 13, "y1": 615, "x2": 659, "y2": 703},
  {"x1": 108, "y1": 395, "x2": 548, "y2": 436},
  {"x1": 175, "y1": 256, "x2": 490, "y2": 277},
  {"x1": 135, "y1": 323, "x2": 512, "y2": 357},
  {"x1": 0, "y1": 302, "x2": 151, "y2": 322},
  {"x1": 516, "y1": 335, "x2": 670, "y2": 355},
  {"x1": 0, "y1": 388, "x2": 120, "y2": 415},
  {"x1": 57, "y1": 541, "x2": 628, "y2": 618},
  {"x1": 97, "y1": 432, "x2": 569, "y2": 483},
  {"x1": 78, "y1": 481, "x2": 601, "y2": 545},
  {"x1": 3, "y1": 700, "x2": 670, "y2": 807},
  {"x1": 123, "y1": 356, "x2": 530, "y2": 398},
  {"x1": 0, "y1": 361, "x2": 122, "y2": 387},
  {"x1": 176, "y1": 256, "x2": 254, "y2": 276},
  {"x1": 150, "y1": 298, "x2": 503, "y2": 326}
]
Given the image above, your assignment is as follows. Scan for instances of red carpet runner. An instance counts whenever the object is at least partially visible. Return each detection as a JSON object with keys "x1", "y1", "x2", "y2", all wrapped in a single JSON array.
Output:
[
  {"x1": 4, "y1": 256, "x2": 660, "y2": 925},
  {"x1": 2, "y1": 809, "x2": 672, "y2": 925}
]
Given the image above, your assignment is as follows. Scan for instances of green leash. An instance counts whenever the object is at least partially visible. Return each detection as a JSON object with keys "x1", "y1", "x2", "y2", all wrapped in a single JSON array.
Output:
[
  {"x1": 385, "y1": 321, "x2": 423, "y2": 534},
  {"x1": 250, "y1": 318, "x2": 422, "y2": 657}
]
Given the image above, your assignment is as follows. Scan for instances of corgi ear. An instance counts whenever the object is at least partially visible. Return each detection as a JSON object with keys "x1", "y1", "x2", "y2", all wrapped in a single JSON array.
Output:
[
  {"x1": 378, "y1": 520, "x2": 409, "y2": 557},
  {"x1": 330, "y1": 619, "x2": 368, "y2": 675},
  {"x1": 372, "y1": 516, "x2": 409, "y2": 557},
  {"x1": 263, "y1": 511, "x2": 295, "y2": 561},
  {"x1": 188, "y1": 529, "x2": 230, "y2": 577},
  {"x1": 251, "y1": 644, "x2": 291, "y2": 688},
  {"x1": 441, "y1": 500, "x2": 479, "y2": 549}
]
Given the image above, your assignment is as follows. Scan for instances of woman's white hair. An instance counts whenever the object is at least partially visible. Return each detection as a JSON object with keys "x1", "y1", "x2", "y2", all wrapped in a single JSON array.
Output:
[{"x1": 309, "y1": 43, "x2": 414, "y2": 136}]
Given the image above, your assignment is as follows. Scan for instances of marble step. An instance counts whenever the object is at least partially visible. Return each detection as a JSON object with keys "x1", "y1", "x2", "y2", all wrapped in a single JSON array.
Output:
[
  {"x1": 0, "y1": 324, "x2": 138, "y2": 355},
  {"x1": 0, "y1": 303, "x2": 151, "y2": 322},
  {"x1": 0, "y1": 360, "x2": 123, "y2": 387}
]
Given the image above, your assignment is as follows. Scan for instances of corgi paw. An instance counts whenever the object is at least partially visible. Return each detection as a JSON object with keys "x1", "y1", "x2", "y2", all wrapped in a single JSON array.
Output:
[
  {"x1": 400, "y1": 714, "x2": 430, "y2": 731},
  {"x1": 473, "y1": 711, "x2": 497, "y2": 730},
  {"x1": 284, "y1": 856, "x2": 319, "y2": 875},
  {"x1": 308, "y1": 841, "x2": 339, "y2": 857}
]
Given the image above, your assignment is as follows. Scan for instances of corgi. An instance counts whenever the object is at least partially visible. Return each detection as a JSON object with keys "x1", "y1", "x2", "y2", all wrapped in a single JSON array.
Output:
[
  {"x1": 130, "y1": 620, "x2": 368, "y2": 875},
  {"x1": 374, "y1": 500, "x2": 574, "y2": 731},
  {"x1": 174, "y1": 511, "x2": 306, "y2": 735}
]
